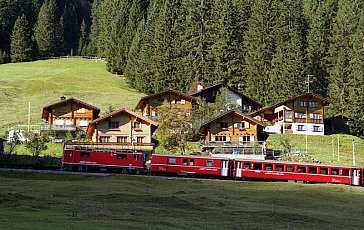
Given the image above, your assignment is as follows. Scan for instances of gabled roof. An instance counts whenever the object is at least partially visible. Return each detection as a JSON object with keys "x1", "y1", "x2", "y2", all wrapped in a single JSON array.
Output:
[
  {"x1": 324, "y1": 114, "x2": 350, "y2": 120},
  {"x1": 90, "y1": 108, "x2": 158, "y2": 127},
  {"x1": 135, "y1": 89, "x2": 197, "y2": 110},
  {"x1": 249, "y1": 93, "x2": 330, "y2": 117},
  {"x1": 42, "y1": 97, "x2": 100, "y2": 119},
  {"x1": 190, "y1": 83, "x2": 262, "y2": 108},
  {"x1": 200, "y1": 109, "x2": 267, "y2": 129}
]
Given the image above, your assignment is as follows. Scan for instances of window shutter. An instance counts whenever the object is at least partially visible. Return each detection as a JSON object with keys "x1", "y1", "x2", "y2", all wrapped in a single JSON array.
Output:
[
  {"x1": 211, "y1": 136, "x2": 215, "y2": 141},
  {"x1": 181, "y1": 99, "x2": 185, "y2": 104},
  {"x1": 319, "y1": 127, "x2": 323, "y2": 132},
  {"x1": 310, "y1": 113, "x2": 313, "y2": 119},
  {"x1": 245, "y1": 121, "x2": 250, "y2": 128},
  {"x1": 234, "y1": 123, "x2": 238, "y2": 128},
  {"x1": 226, "y1": 136, "x2": 231, "y2": 142}
]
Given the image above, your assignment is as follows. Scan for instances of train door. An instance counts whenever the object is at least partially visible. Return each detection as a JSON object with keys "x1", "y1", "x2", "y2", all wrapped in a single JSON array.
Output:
[
  {"x1": 221, "y1": 160, "x2": 229, "y2": 176},
  {"x1": 352, "y1": 169, "x2": 360, "y2": 186},
  {"x1": 236, "y1": 161, "x2": 242, "y2": 177}
]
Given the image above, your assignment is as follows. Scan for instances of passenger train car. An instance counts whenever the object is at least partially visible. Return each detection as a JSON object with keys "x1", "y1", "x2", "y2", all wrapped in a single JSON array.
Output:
[{"x1": 62, "y1": 147, "x2": 364, "y2": 186}]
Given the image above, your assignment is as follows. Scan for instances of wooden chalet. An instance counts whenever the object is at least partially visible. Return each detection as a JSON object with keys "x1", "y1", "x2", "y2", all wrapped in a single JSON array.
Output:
[
  {"x1": 190, "y1": 83, "x2": 262, "y2": 112},
  {"x1": 250, "y1": 93, "x2": 330, "y2": 135},
  {"x1": 135, "y1": 89, "x2": 196, "y2": 120},
  {"x1": 85, "y1": 108, "x2": 158, "y2": 152},
  {"x1": 324, "y1": 114, "x2": 350, "y2": 135},
  {"x1": 199, "y1": 110, "x2": 266, "y2": 152},
  {"x1": 41, "y1": 97, "x2": 100, "y2": 138}
]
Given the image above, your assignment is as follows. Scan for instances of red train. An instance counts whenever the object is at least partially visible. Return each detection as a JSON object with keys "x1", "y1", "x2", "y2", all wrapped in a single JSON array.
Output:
[{"x1": 62, "y1": 148, "x2": 363, "y2": 186}]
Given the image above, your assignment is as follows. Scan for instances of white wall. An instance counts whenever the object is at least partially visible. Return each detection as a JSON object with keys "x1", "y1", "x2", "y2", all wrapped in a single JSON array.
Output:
[{"x1": 292, "y1": 123, "x2": 324, "y2": 135}]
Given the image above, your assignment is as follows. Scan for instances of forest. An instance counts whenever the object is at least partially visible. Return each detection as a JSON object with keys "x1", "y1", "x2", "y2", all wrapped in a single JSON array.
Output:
[{"x1": 0, "y1": 0, "x2": 363, "y2": 137}]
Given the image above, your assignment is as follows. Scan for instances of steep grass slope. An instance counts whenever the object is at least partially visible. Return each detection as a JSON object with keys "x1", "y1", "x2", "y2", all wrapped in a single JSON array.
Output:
[{"x1": 0, "y1": 59, "x2": 144, "y2": 134}]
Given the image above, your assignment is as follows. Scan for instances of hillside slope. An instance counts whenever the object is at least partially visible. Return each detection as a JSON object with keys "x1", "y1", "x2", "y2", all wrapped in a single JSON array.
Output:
[{"x1": 0, "y1": 59, "x2": 144, "y2": 134}]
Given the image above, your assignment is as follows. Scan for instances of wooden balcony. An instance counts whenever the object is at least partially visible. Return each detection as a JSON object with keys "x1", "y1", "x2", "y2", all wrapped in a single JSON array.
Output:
[
  {"x1": 64, "y1": 141, "x2": 155, "y2": 151},
  {"x1": 294, "y1": 118, "x2": 323, "y2": 124},
  {"x1": 202, "y1": 141, "x2": 265, "y2": 149}
]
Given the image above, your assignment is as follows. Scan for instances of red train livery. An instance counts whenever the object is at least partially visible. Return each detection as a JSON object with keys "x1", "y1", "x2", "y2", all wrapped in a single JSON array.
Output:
[{"x1": 62, "y1": 149, "x2": 364, "y2": 186}]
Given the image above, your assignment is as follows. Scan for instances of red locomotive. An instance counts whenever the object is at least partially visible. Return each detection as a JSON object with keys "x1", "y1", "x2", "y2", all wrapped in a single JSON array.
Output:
[{"x1": 62, "y1": 146, "x2": 364, "y2": 186}]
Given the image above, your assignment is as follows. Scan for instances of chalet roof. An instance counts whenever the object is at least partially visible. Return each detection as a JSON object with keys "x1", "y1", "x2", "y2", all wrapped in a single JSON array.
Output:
[
  {"x1": 190, "y1": 83, "x2": 262, "y2": 108},
  {"x1": 135, "y1": 89, "x2": 197, "y2": 110},
  {"x1": 42, "y1": 97, "x2": 101, "y2": 119},
  {"x1": 249, "y1": 93, "x2": 330, "y2": 117},
  {"x1": 324, "y1": 114, "x2": 350, "y2": 120},
  {"x1": 200, "y1": 109, "x2": 267, "y2": 129},
  {"x1": 90, "y1": 108, "x2": 158, "y2": 127}
]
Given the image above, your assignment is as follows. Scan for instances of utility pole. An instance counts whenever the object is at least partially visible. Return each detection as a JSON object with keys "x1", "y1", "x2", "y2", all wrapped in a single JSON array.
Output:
[
  {"x1": 352, "y1": 140, "x2": 356, "y2": 166},
  {"x1": 27, "y1": 101, "x2": 31, "y2": 132},
  {"x1": 337, "y1": 136, "x2": 340, "y2": 162},
  {"x1": 305, "y1": 75, "x2": 313, "y2": 155}
]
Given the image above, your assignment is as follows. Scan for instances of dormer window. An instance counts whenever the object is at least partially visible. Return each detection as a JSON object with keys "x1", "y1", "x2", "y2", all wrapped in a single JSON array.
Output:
[
  {"x1": 219, "y1": 122, "x2": 228, "y2": 129},
  {"x1": 309, "y1": 101, "x2": 316, "y2": 107},
  {"x1": 108, "y1": 122, "x2": 119, "y2": 129},
  {"x1": 133, "y1": 122, "x2": 141, "y2": 129},
  {"x1": 299, "y1": 101, "x2": 306, "y2": 107}
]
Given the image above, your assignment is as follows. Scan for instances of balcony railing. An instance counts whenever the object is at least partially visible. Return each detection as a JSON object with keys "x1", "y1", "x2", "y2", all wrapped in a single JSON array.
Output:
[
  {"x1": 202, "y1": 141, "x2": 265, "y2": 148},
  {"x1": 40, "y1": 124, "x2": 76, "y2": 132},
  {"x1": 64, "y1": 141, "x2": 155, "y2": 151}
]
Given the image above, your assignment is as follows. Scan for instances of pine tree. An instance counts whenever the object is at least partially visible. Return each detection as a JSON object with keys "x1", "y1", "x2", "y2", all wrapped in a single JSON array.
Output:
[
  {"x1": 268, "y1": 0, "x2": 306, "y2": 104},
  {"x1": 348, "y1": 12, "x2": 364, "y2": 137},
  {"x1": 243, "y1": 0, "x2": 276, "y2": 105},
  {"x1": 78, "y1": 20, "x2": 88, "y2": 55},
  {"x1": 34, "y1": 0, "x2": 63, "y2": 57},
  {"x1": 87, "y1": 0, "x2": 101, "y2": 56},
  {"x1": 10, "y1": 14, "x2": 34, "y2": 62},
  {"x1": 62, "y1": 2, "x2": 79, "y2": 55},
  {"x1": 304, "y1": 0, "x2": 337, "y2": 97},
  {"x1": 327, "y1": 0, "x2": 362, "y2": 115}
]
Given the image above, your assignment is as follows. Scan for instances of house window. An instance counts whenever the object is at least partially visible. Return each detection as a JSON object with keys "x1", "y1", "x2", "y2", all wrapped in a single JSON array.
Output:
[
  {"x1": 311, "y1": 113, "x2": 321, "y2": 120},
  {"x1": 219, "y1": 122, "x2": 228, "y2": 129},
  {"x1": 137, "y1": 137, "x2": 144, "y2": 143},
  {"x1": 152, "y1": 111, "x2": 158, "y2": 117},
  {"x1": 295, "y1": 113, "x2": 304, "y2": 119},
  {"x1": 297, "y1": 125, "x2": 306, "y2": 131},
  {"x1": 79, "y1": 120, "x2": 88, "y2": 127},
  {"x1": 133, "y1": 122, "x2": 141, "y2": 129},
  {"x1": 174, "y1": 99, "x2": 182, "y2": 104},
  {"x1": 299, "y1": 101, "x2": 307, "y2": 107},
  {"x1": 206, "y1": 160, "x2": 214, "y2": 166},
  {"x1": 285, "y1": 111, "x2": 292, "y2": 119},
  {"x1": 236, "y1": 122, "x2": 245, "y2": 129},
  {"x1": 309, "y1": 101, "x2": 316, "y2": 108},
  {"x1": 108, "y1": 122, "x2": 119, "y2": 129},
  {"x1": 240, "y1": 136, "x2": 251, "y2": 142},
  {"x1": 215, "y1": 136, "x2": 227, "y2": 142},
  {"x1": 156, "y1": 98, "x2": 164, "y2": 104},
  {"x1": 99, "y1": 136, "x2": 110, "y2": 142},
  {"x1": 313, "y1": 126, "x2": 322, "y2": 132},
  {"x1": 117, "y1": 136, "x2": 128, "y2": 143}
]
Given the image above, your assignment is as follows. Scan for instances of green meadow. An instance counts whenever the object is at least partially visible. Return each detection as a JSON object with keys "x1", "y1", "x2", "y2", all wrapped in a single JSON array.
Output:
[
  {"x1": 0, "y1": 171, "x2": 363, "y2": 230},
  {"x1": 0, "y1": 59, "x2": 144, "y2": 135}
]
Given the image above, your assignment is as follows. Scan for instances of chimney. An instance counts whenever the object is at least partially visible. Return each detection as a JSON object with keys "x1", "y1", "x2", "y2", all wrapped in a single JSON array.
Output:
[{"x1": 60, "y1": 96, "x2": 66, "y2": 101}]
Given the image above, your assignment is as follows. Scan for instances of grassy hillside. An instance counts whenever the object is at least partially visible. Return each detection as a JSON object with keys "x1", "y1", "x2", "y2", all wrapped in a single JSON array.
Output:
[
  {"x1": 1, "y1": 171, "x2": 363, "y2": 229},
  {"x1": 0, "y1": 59, "x2": 144, "y2": 135},
  {"x1": 267, "y1": 134, "x2": 364, "y2": 167}
]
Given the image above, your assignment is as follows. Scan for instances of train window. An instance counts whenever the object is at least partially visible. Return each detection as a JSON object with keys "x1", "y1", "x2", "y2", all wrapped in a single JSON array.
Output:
[
  {"x1": 244, "y1": 163, "x2": 250, "y2": 169},
  {"x1": 183, "y1": 159, "x2": 188, "y2": 166},
  {"x1": 331, "y1": 168, "x2": 339, "y2": 175},
  {"x1": 190, "y1": 159, "x2": 194, "y2": 166},
  {"x1": 265, "y1": 164, "x2": 272, "y2": 171},
  {"x1": 320, "y1": 168, "x2": 328, "y2": 175},
  {"x1": 342, "y1": 169, "x2": 350, "y2": 176},
  {"x1": 308, "y1": 167, "x2": 317, "y2": 174},
  {"x1": 80, "y1": 152, "x2": 90, "y2": 158},
  {"x1": 117, "y1": 154, "x2": 127, "y2": 160},
  {"x1": 253, "y1": 163, "x2": 262, "y2": 170},
  {"x1": 206, "y1": 160, "x2": 214, "y2": 166},
  {"x1": 134, "y1": 155, "x2": 139, "y2": 161},
  {"x1": 286, "y1": 166, "x2": 295, "y2": 172},
  {"x1": 168, "y1": 158, "x2": 176, "y2": 165},
  {"x1": 276, "y1": 165, "x2": 284, "y2": 171},
  {"x1": 297, "y1": 166, "x2": 306, "y2": 173}
]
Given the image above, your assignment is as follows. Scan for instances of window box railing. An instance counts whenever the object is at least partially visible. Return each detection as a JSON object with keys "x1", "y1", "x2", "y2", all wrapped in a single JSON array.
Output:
[
  {"x1": 202, "y1": 141, "x2": 265, "y2": 148},
  {"x1": 40, "y1": 124, "x2": 76, "y2": 131}
]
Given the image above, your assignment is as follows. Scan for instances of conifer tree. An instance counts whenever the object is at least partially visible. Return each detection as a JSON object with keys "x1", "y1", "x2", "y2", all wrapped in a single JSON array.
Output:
[
  {"x1": 327, "y1": 0, "x2": 362, "y2": 115},
  {"x1": 62, "y1": 2, "x2": 79, "y2": 55},
  {"x1": 10, "y1": 14, "x2": 34, "y2": 62},
  {"x1": 243, "y1": 0, "x2": 276, "y2": 105},
  {"x1": 269, "y1": 0, "x2": 306, "y2": 104},
  {"x1": 34, "y1": 0, "x2": 63, "y2": 56},
  {"x1": 78, "y1": 20, "x2": 88, "y2": 55},
  {"x1": 348, "y1": 13, "x2": 364, "y2": 137},
  {"x1": 87, "y1": 0, "x2": 101, "y2": 56}
]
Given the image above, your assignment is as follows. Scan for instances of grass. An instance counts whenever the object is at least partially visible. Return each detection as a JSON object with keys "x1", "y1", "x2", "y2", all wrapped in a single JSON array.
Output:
[
  {"x1": 0, "y1": 58, "x2": 144, "y2": 135},
  {"x1": 267, "y1": 134, "x2": 364, "y2": 167},
  {"x1": 0, "y1": 171, "x2": 363, "y2": 229}
]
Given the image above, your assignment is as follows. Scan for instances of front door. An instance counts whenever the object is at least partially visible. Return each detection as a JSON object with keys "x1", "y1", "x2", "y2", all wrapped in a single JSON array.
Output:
[{"x1": 221, "y1": 160, "x2": 229, "y2": 176}]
